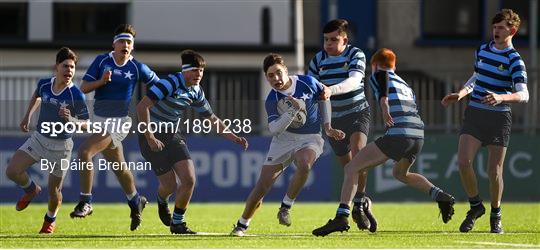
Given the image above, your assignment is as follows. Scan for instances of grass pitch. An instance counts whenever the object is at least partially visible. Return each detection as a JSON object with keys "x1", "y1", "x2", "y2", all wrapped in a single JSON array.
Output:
[{"x1": 0, "y1": 202, "x2": 538, "y2": 248}]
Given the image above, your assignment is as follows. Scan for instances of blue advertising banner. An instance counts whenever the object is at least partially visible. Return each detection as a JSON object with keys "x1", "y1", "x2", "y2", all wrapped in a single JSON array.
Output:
[
  {"x1": 2, "y1": 134, "x2": 538, "y2": 203},
  {"x1": 0, "y1": 135, "x2": 335, "y2": 203}
]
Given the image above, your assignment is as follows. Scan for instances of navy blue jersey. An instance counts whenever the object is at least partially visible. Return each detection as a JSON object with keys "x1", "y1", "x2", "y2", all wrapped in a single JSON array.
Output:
[
  {"x1": 308, "y1": 45, "x2": 369, "y2": 118},
  {"x1": 369, "y1": 70, "x2": 424, "y2": 139},
  {"x1": 147, "y1": 72, "x2": 213, "y2": 123},
  {"x1": 83, "y1": 52, "x2": 159, "y2": 117},
  {"x1": 35, "y1": 77, "x2": 89, "y2": 139},
  {"x1": 471, "y1": 41, "x2": 527, "y2": 112},
  {"x1": 265, "y1": 75, "x2": 324, "y2": 134}
]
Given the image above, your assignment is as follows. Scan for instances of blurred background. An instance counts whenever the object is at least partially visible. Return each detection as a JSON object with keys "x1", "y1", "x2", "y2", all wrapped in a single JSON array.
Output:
[{"x1": 0, "y1": 0, "x2": 538, "y2": 203}]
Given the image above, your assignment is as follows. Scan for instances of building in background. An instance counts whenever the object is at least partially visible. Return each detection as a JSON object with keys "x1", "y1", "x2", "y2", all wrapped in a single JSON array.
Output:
[
  {"x1": 0, "y1": 0, "x2": 537, "y2": 134},
  {"x1": 0, "y1": 0, "x2": 538, "y2": 202},
  {"x1": 1, "y1": 0, "x2": 538, "y2": 134}
]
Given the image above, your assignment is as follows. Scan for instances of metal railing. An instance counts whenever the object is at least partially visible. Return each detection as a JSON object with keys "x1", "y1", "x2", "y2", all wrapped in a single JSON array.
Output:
[
  {"x1": 1, "y1": 69, "x2": 538, "y2": 135},
  {"x1": 0, "y1": 69, "x2": 263, "y2": 135},
  {"x1": 365, "y1": 69, "x2": 539, "y2": 134}
]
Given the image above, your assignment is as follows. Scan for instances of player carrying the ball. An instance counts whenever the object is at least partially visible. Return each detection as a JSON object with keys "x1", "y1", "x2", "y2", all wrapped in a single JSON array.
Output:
[{"x1": 230, "y1": 53, "x2": 345, "y2": 236}]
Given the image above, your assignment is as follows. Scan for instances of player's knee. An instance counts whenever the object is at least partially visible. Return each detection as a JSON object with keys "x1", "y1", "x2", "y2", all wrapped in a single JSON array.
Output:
[
  {"x1": 295, "y1": 162, "x2": 312, "y2": 174},
  {"x1": 344, "y1": 164, "x2": 357, "y2": 176},
  {"x1": 112, "y1": 167, "x2": 131, "y2": 178},
  {"x1": 295, "y1": 155, "x2": 313, "y2": 168},
  {"x1": 392, "y1": 168, "x2": 402, "y2": 179},
  {"x1": 359, "y1": 169, "x2": 368, "y2": 178},
  {"x1": 457, "y1": 158, "x2": 473, "y2": 170},
  {"x1": 5, "y1": 165, "x2": 19, "y2": 181},
  {"x1": 487, "y1": 166, "x2": 503, "y2": 181},
  {"x1": 392, "y1": 168, "x2": 407, "y2": 182},
  {"x1": 78, "y1": 147, "x2": 95, "y2": 160},
  {"x1": 161, "y1": 183, "x2": 176, "y2": 195},
  {"x1": 181, "y1": 176, "x2": 196, "y2": 189},
  {"x1": 488, "y1": 172, "x2": 502, "y2": 182},
  {"x1": 5, "y1": 167, "x2": 13, "y2": 180}
]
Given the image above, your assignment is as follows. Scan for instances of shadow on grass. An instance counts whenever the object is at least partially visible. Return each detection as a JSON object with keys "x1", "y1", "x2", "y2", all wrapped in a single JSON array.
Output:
[
  {"x1": 1, "y1": 230, "x2": 538, "y2": 240},
  {"x1": 380, "y1": 230, "x2": 539, "y2": 234},
  {"x1": 0, "y1": 233, "x2": 234, "y2": 240}
]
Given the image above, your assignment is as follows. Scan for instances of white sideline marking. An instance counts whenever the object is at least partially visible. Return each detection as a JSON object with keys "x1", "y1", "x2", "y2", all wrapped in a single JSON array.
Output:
[{"x1": 457, "y1": 241, "x2": 540, "y2": 248}]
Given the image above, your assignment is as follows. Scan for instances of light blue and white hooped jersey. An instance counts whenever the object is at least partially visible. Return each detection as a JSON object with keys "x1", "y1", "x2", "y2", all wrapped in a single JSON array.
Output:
[
  {"x1": 83, "y1": 52, "x2": 159, "y2": 117},
  {"x1": 470, "y1": 41, "x2": 527, "y2": 112},
  {"x1": 265, "y1": 75, "x2": 324, "y2": 134},
  {"x1": 35, "y1": 77, "x2": 89, "y2": 139},
  {"x1": 307, "y1": 45, "x2": 369, "y2": 118},
  {"x1": 146, "y1": 72, "x2": 213, "y2": 123},
  {"x1": 369, "y1": 70, "x2": 424, "y2": 139}
]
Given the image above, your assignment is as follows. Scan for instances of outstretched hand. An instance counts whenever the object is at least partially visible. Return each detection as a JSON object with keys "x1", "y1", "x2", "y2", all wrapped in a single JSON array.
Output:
[
  {"x1": 147, "y1": 136, "x2": 165, "y2": 152},
  {"x1": 482, "y1": 92, "x2": 503, "y2": 106},
  {"x1": 382, "y1": 111, "x2": 394, "y2": 127},
  {"x1": 441, "y1": 93, "x2": 460, "y2": 108},
  {"x1": 320, "y1": 85, "x2": 331, "y2": 100},
  {"x1": 325, "y1": 127, "x2": 345, "y2": 141},
  {"x1": 19, "y1": 116, "x2": 30, "y2": 133}
]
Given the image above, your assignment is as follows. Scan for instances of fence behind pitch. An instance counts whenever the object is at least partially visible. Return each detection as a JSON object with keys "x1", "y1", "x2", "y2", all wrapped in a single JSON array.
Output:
[{"x1": 1, "y1": 69, "x2": 538, "y2": 134}]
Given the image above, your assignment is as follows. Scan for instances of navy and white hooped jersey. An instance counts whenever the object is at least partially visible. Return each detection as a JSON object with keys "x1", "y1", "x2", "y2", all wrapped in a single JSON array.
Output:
[
  {"x1": 369, "y1": 70, "x2": 424, "y2": 139},
  {"x1": 83, "y1": 52, "x2": 159, "y2": 117},
  {"x1": 147, "y1": 72, "x2": 213, "y2": 123},
  {"x1": 35, "y1": 77, "x2": 89, "y2": 139},
  {"x1": 265, "y1": 75, "x2": 324, "y2": 134},
  {"x1": 307, "y1": 45, "x2": 369, "y2": 118},
  {"x1": 471, "y1": 41, "x2": 527, "y2": 112}
]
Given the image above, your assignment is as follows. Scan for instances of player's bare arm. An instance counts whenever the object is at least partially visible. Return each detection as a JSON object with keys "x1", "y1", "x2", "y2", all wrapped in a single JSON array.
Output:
[
  {"x1": 318, "y1": 98, "x2": 345, "y2": 141},
  {"x1": 442, "y1": 72, "x2": 476, "y2": 108},
  {"x1": 136, "y1": 96, "x2": 165, "y2": 152},
  {"x1": 379, "y1": 96, "x2": 394, "y2": 127},
  {"x1": 20, "y1": 93, "x2": 41, "y2": 133},
  {"x1": 208, "y1": 114, "x2": 249, "y2": 150},
  {"x1": 441, "y1": 86, "x2": 471, "y2": 107}
]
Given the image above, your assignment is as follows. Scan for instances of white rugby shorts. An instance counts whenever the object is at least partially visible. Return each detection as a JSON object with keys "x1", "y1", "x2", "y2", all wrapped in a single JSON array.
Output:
[
  {"x1": 264, "y1": 131, "x2": 324, "y2": 167},
  {"x1": 19, "y1": 131, "x2": 73, "y2": 178},
  {"x1": 92, "y1": 115, "x2": 132, "y2": 148}
]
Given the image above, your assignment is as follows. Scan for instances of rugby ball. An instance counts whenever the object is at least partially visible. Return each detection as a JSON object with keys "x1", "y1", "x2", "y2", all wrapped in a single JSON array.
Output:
[{"x1": 277, "y1": 98, "x2": 307, "y2": 129}]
